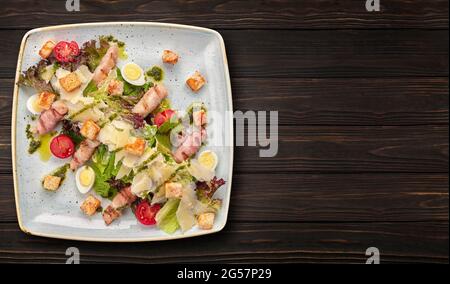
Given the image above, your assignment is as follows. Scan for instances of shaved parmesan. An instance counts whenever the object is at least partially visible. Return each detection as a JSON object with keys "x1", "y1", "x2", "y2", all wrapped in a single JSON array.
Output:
[
  {"x1": 131, "y1": 172, "x2": 153, "y2": 197},
  {"x1": 188, "y1": 160, "x2": 214, "y2": 182},
  {"x1": 116, "y1": 164, "x2": 132, "y2": 180}
]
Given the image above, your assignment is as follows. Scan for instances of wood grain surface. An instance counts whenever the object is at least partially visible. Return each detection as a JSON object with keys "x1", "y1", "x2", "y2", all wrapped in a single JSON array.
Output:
[
  {"x1": 0, "y1": 0, "x2": 447, "y2": 29},
  {"x1": 0, "y1": 0, "x2": 448, "y2": 264},
  {"x1": 0, "y1": 222, "x2": 447, "y2": 264},
  {"x1": 1, "y1": 29, "x2": 448, "y2": 78}
]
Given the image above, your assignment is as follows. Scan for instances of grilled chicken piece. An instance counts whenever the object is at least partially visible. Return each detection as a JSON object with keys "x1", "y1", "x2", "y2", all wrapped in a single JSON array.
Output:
[
  {"x1": 102, "y1": 186, "x2": 137, "y2": 225},
  {"x1": 102, "y1": 206, "x2": 121, "y2": 225},
  {"x1": 92, "y1": 44, "x2": 119, "y2": 86},
  {"x1": 107, "y1": 79, "x2": 124, "y2": 96},
  {"x1": 173, "y1": 128, "x2": 207, "y2": 163},
  {"x1": 132, "y1": 84, "x2": 168, "y2": 117},
  {"x1": 36, "y1": 100, "x2": 68, "y2": 135},
  {"x1": 69, "y1": 139, "x2": 100, "y2": 171}
]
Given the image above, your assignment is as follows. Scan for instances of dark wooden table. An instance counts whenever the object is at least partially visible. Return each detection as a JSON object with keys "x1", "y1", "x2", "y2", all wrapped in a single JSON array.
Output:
[{"x1": 0, "y1": 0, "x2": 448, "y2": 264}]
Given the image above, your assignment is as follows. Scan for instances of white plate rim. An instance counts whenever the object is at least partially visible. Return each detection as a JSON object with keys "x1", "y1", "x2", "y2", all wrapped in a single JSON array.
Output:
[{"x1": 11, "y1": 22, "x2": 234, "y2": 242}]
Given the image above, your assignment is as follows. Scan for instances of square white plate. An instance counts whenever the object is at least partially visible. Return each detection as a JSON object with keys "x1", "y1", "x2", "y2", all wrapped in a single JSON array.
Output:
[{"x1": 12, "y1": 22, "x2": 233, "y2": 241}]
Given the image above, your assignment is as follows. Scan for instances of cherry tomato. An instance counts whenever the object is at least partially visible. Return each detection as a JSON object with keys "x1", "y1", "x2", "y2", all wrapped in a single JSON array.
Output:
[
  {"x1": 50, "y1": 134, "x2": 75, "y2": 159},
  {"x1": 154, "y1": 109, "x2": 176, "y2": 127},
  {"x1": 52, "y1": 41, "x2": 80, "y2": 63},
  {"x1": 135, "y1": 201, "x2": 161, "y2": 225}
]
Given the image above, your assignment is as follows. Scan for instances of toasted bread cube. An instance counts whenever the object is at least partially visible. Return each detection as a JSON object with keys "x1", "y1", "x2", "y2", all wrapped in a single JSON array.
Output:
[
  {"x1": 186, "y1": 71, "x2": 206, "y2": 92},
  {"x1": 165, "y1": 182, "x2": 183, "y2": 199},
  {"x1": 80, "y1": 119, "x2": 100, "y2": 140},
  {"x1": 39, "y1": 40, "x2": 56, "y2": 59},
  {"x1": 125, "y1": 137, "x2": 146, "y2": 156},
  {"x1": 162, "y1": 50, "x2": 179, "y2": 64},
  {"x1": 43, "y1": 175, "x2": 62, "y2": 191},
  {"x1": 59, "y1": 72, "x2": 81, "y2": 92},
  {"x1": 80, "y1": 195, "x2": 101, "y2": 216},
  {"x1": 36, "y1": 91, "x2": 56, "y2": 110},
  {"x1": 197, "y1": 212, "x2": 215, "y2": 230}
]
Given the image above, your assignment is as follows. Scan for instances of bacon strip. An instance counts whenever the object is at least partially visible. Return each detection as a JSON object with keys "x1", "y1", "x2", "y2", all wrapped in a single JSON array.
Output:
[
  {"x1": 36, "y1": 101, "x2": 68, "y2": 135},
  {"x1": 172, "y1": 128, "x2": 207, "y2": 163},
  {"x1": 132, "y1": 84, "x2": 168, "y2": 117},
  {"x1": 92, "y1": 44, "x2": 119, "y2": 86},
  {"x1": 69, "y1": 139, "x2": 100, "y2": 171},
  {"x1": 102, "y1": 186, "x2": 137, "y2": 225}
]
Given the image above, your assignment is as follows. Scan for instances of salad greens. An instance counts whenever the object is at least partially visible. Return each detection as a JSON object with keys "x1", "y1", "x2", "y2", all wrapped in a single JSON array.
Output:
[
  {"x1": 117, "y1": 68, "x2": 153, "y2": 97},
  {"x1": 155, "y1": 198, "x2": 180, "y2": 234},
  {"x1": 90, "y1": 145, "x2": 120, "y2": 199},
  {"x1": 18, "y1": 60, "x2": 55, "y2": 93}
]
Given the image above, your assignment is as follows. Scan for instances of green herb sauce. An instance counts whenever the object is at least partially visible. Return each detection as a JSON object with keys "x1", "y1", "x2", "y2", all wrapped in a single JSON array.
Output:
[
  {"x1": 146, "y1": 66, "x2": 164, "y2": 82},
  {"x1": 52, "y1": 164, "x2": 70, "y2": 183},
  {"x1": 26, "y1": 124, "x2": 41, "y2": 154},
  {"x1": 42, "y1": 164, "x2": 69, "y2": 188}
]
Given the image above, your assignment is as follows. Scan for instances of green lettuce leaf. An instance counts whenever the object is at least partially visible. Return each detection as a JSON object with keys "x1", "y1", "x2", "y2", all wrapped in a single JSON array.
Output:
[
  {"x1": 155, "y1": 199, "x2": 180, "y2": 234},
  {"x1": 142, "y1": 124, "x2": 157, "y2": 147},
  {"x1": 158, "y1": 118, "x2": 179, "y2": 134},
  {"x1": 89, "y1": 145, "x2": 118, "y2": 199},
  {"x1": 83, "y1": 80, "x2": 98, "y2": 96},
  {"x1": 116, "y1": 68, "x2": 153, "y2": 97}
]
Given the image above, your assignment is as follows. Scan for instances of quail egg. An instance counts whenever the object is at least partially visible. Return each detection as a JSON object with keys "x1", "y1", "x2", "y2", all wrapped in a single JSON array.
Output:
[
  {"x1": 121, "y1": 62, "x2": 145, "y2": 86},
  {"x1": 26, "y1": 94, "x2": 44, "y2": 115},
  {"x1": 75, "y1": 165, "x2": 95, "y2": 194},
  {"x1": 198, "y1": 150, "x2": 218, "y2": 171}
]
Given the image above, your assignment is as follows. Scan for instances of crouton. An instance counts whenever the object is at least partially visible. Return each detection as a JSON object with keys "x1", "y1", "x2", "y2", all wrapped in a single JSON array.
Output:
[
  {"x1": 59, "y1": 72, "x2": 81, "y2": 92},
  {"x1": 125, "y1": 137, "x2": 146, "y2": 156},
  {"x1": 80, "y1": 119, "x2": 100, "y2": 140},
  {"x1": 162, "y1": 50, "x2": 179, "y2": 64},
  {"x1": 36, "y1": 91, "x2": 56, "y2": 110},
  {"x1": 186, "y1": 71, "x2": 206, "y2": 92},
  {"x1": 197, "y1": 212, "x2": 215, "y2": 230},
  {"x1": 165, "y1": 182, "x2": 183, "y2": 199},
  {"x1": 80, "y1": 195, "x2": 101, "y2": 216},
  {"x1": 39, "y1": 40, "x2": 56, "y2": 59},
  {"x1": 43, "y1": 175, "x2": 62, "y2": 191}
]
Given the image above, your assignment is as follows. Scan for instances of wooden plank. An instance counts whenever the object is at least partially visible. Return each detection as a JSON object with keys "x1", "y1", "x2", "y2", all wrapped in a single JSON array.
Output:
[
  {"x1": 0, "y1": 173, "x2": 447, "y2": 223},
  {"x1": 232, "y1": 125, "x2": 449, "y2": 173},
  {"x1": 1, "y1": 125, "x2": 448, "y2": 173},
  {"x1": 0, "y1": 0, "x2": 447, "y2": 29},
  {"x1": 1, "y1": 29, "x2": 448, "y2": 78},
  {"x1": 0, "y1": 222, "x2": 447, "y2": 263},
  {"x1": 232, "y1": 77, "x2": 449, "y2": 126},
  {"x1": 3, "y1": 77, "x2": 448, "y2": 127}
]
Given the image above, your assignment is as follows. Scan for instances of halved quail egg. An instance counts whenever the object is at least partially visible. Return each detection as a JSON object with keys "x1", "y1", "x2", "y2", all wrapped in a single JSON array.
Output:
[
  {"x1": 198, "y1": 150, "x2": 218, "y2": 171},
  {"x1": 75, "y1": 165, "x2": 95, "y2": 194},
  {"x1": 121, "y1": 62, "x2": 145, "y2": 86},
  {"x1": 26, "y1": 94, "x2": 44, "y2": 115}
]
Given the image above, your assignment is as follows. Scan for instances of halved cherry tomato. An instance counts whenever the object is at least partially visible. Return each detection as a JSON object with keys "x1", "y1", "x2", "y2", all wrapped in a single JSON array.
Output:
[
  {"x1": 154, "y1": 109, "x2": 176, "y2": 127},
  {"x1": 135, "y1": 201, "x2": 161, "y2": 225},
  {"x1": 50, "y1": 134, "x2": 75, "y2": 159},
  {"x1": 53, "y1": 41, "x2": 80, "y2": 63}
]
